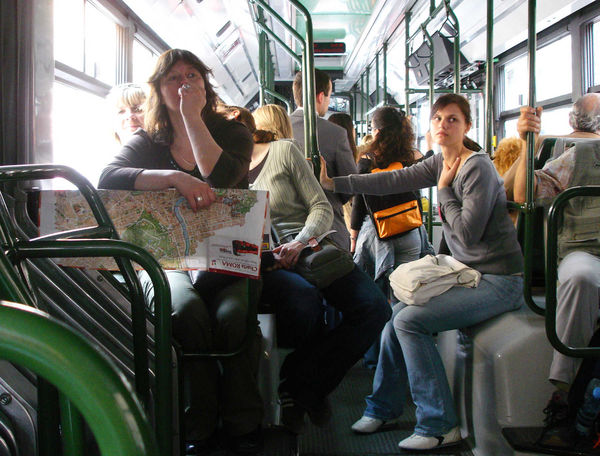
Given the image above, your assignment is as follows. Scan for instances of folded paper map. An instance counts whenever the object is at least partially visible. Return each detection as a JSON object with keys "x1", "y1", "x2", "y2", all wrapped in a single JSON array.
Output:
[{"x1": 39, "y1": 188, "x2": 269, "y2": 278}]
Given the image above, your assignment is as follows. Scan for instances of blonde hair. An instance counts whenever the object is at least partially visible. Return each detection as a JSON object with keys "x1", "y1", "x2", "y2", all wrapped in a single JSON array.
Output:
[
  {"x1": 493, "y1": 136, "x2": 522, "y2": 176},
  {"x1": 106, "y1": 83, "x2": 147, "y2": 143},
  {"x1": 252, "y1": 104, "x2": 292, "y2": 140}
]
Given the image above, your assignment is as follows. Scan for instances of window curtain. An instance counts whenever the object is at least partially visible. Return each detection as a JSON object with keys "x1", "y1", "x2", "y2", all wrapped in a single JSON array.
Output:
[{"x1": 0, "y1": 0, "x2": 34, "y2": 169}]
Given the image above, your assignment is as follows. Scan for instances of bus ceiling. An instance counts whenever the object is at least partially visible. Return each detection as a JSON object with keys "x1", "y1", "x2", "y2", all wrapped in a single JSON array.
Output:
[{"x1": 121, "y1": 0, "x2": 593, "y2": 107}]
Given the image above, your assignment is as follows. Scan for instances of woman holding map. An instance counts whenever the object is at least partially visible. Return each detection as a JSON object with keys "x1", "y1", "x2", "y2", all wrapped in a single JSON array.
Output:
[{"x1": 98, "y1": 49, "x2": 262, "y2": 455}]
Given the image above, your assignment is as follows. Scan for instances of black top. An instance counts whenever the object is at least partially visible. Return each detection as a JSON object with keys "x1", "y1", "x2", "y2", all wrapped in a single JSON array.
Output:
[
  {"x1": 350, "y1": 157, "x2": 420, "y2": 231},
  {"x1": 98, "y1": 115, "x2": 253, "y2": 190}
]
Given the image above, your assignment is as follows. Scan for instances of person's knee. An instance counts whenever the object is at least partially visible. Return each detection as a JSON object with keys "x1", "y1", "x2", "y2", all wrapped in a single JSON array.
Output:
[
  {"x1": 392, "y1": 307, "x2": 426, "y2": 335},
  {"x1": 172, "y1": 300, "x2": 211, "y2": 351},
  {"x1": 560, "y1": 269, "x2": 595, "y2": 292}
]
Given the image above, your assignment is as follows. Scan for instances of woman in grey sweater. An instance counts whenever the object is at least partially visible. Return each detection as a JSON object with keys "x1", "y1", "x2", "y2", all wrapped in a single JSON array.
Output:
[
  {"x1": 324, "y1": 94, "x2": 524, "y2": 451},
  {"x1": 242, "y1": 109, "x2": 390, "y2": 435}
]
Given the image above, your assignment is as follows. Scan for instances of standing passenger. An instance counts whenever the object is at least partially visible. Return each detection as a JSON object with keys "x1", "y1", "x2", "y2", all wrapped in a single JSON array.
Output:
[
  {"x1": 98, "y1": 49, "x2": 263, "y2": 455},
  {"x1": 351, "y1": 107, "x2": 426, "y2": 370},
  {"x1": 323, "y1": 94, "x2": 524, "y2": 451},
  {"x1": 291, "y1": 69, "x2": 357, "y2": 250}
]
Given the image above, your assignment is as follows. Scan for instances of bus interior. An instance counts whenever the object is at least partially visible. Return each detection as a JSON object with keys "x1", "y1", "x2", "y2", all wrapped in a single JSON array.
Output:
[{"x1": 1, "y1": 0, "x2": 600, "y2": 455}]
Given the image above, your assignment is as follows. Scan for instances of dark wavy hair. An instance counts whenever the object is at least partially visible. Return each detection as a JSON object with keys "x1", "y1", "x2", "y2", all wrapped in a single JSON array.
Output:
[
  {"x1": 368, "y1": 106, "x2": 416, "y2": 169},
  {"x1": 328, "y1": 113, "x2": 358, "y2": 161},
  {"x1": 145, "y1": 49, "x2": 220, "y2": 144},
  {"x1": 430, "y1": 94, "x2": 482, "y2": 152}
]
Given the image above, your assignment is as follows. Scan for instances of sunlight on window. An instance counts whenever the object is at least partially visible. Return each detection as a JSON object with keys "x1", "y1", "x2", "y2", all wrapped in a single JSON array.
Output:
[
  {"x1": 133, "y1": 39, "x2": 158, "y2": 83},
  {"x1": 84, "y1": 2, "x2": 117, "y2": 85},
  {"x1": 537, "y1": 36, "x2": 571, "y2": 102},
  {"x1": 538, "y1": 106, "x2": 571, "y2": 136},
  {"x1": 51, "y1": 82, "x2": 117, "y2": 190},
  {"x1": 503, "y1": 35, "x2": 572, "y2": 110},
  {"x1": 54, "y1": 0, "x2": 84, "y2": 70}
]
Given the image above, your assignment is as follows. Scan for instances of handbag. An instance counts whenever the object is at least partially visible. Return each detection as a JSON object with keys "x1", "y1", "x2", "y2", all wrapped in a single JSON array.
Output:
[
  {"x1": 294, "y1": 237, "x2": 355, "y2": 289},
  {"x1": 364, "y1": 161, "x2": 422, "y2": 239}
]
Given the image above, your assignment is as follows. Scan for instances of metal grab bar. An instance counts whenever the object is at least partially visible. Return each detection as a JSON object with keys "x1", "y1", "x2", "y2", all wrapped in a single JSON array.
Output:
[
  {"x1": 545, "y1": 185, "x2": 600, "y2": 357},
  {"x1": 0, "y1": 164, "x2": 173, "y2": 456},
  {"x1": 249, "y1": 0, "x2": 320, "y2": 175},
  {"x1": 0, "y1": 301, "x2": 159, "y2": 456}
]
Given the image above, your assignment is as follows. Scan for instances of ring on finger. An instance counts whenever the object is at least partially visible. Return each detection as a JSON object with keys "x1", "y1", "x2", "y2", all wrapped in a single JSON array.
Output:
[
  {"x1": 182, "y1": 83, "x2": 191, "y2": 90},
  {"x1": 196, "y1": 196, "x2": 204, "y2": 202}
]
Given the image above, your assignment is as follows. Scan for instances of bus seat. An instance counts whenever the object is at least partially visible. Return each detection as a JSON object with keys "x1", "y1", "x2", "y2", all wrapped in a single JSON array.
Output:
[{"x1": 437, "y1": 302, "x2": 553, "y2": 456}]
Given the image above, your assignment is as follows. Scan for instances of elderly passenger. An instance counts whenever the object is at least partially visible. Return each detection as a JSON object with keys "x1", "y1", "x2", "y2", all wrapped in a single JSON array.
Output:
[{"x1": 514, "y1": 93, "x2": 600, "y2": 448}]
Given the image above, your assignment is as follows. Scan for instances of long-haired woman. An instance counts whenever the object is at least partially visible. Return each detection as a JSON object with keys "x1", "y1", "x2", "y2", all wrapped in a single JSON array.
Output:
[
  {"x1": 323, "y1": 94, "x2": 523, "y2": 451},
  {"x1": 99, "y1": 49, "x2": 262, "y2": 454}
]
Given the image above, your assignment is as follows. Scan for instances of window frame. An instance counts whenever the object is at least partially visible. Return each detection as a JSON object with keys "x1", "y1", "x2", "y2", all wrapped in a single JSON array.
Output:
[{"x1": 494, "y1": 2, "x2": 600, "y2": 141}]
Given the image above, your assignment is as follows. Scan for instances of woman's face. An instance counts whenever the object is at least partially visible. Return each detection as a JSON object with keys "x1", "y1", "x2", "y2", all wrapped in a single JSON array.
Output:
[
  {"x1": 159, "y1": 60, "x2": 206, "y2": 112},
  {"x1": 430, "y1": 103, "x2": 471, "y2": 148},
  {"x1": 116, "y1": 102, "x2": 144, "y2": 143}
]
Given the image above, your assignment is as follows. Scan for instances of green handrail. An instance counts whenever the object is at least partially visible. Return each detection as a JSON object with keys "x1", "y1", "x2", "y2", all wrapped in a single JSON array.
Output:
[
  {"x1": 484, "y1": 0, "x2": 494, "y2": 153},
  {"x1": 0, "y1": 164, "x2": 175, "y2": 456},
  {"x1": 0, "y1": 165, "x2": 152, "y2": 401},
  {"x1": 249, "y1": 0, "x2": 320, "y2": 175},
  {"x1": 522, "y1": 0, "x2": 544, "y2": 315},
  {"x1": 545, "y1": 186, "x2": 600, "y2": 357},
  {"x1": 0, "y1": 301, "x2": 158, "y2": 456},
  {"x1": 12, "y1": 238, "x2": 173, "y2": 456}
]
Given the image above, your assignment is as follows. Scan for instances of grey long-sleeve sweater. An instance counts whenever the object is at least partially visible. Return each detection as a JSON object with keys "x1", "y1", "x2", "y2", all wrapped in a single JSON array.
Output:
[{"x1": 334, "y1": 151, "x2": 523, "y2": 275}]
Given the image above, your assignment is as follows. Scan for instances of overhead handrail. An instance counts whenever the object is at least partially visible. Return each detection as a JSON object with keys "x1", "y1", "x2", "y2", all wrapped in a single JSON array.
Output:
[
  {"x1": 249, "y1": 0, "x2": 320, "y2": 175},
  {"x1": 545, "y1": 186, "x2": 600, "y2": 356},
  {"x1": 0, "y1": 300, "x2": 159, "y2": 456}
]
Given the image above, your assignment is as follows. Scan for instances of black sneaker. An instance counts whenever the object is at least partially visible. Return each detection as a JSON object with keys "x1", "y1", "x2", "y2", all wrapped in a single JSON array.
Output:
[
  {"x1": 279, "y1": 391, "x2": 306, "y2": 434},
  {"x1": 537, "y1": 390, "x2": 574, "y2": 448},
  {"x1": 305, "y1": 396, "x2": 332, "y2": 427}
]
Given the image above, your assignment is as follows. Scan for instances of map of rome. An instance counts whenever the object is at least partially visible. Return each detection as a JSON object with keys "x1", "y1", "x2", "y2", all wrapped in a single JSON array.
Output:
[{"x1": 41, "y1": 188, "x2": 268, "y2": 276}]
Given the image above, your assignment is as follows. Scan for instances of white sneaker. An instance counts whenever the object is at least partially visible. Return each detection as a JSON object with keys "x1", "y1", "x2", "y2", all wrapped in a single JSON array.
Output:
[
  {"x1": 351, "y1": 416, "x2": 396, "y2": 434},
  {"x1": 398, "y1": 426, "x2": 462, "y2": 450}
]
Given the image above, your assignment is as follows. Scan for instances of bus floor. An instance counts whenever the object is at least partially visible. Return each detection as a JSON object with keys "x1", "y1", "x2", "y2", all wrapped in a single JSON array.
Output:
[{"x1": 297, "y1": 363, "x2": 474, "y2": 456}]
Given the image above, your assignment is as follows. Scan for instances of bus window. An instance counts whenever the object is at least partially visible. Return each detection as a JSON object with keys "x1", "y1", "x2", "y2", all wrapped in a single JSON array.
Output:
[
  {"x1": 503, "y1": 34, "x2": 572, "y2": 111},
  {"x1": 132, "y1": 39, "x2": 158, "y2": 85}
]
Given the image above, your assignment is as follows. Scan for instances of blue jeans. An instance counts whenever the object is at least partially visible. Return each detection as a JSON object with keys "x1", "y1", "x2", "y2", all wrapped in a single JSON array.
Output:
[
  {"x1": 364, "y1": 274, "x2": 523, "y2": 436},
  {"x1": 262, "y1": 266, "x2": 390, "y2": 408}
]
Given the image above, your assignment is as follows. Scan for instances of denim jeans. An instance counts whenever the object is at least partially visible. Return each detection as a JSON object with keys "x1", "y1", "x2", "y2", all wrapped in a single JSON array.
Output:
[
  {"x1": 364, "y1": 274, "x2": 523, "y2": 436},
  {"x1": 262, "y1": 265, "x2": 390, "y2": 408}
]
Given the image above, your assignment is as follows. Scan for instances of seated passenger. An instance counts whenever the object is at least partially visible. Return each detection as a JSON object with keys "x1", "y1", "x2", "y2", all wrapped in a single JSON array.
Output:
[
  {"x1": 252, "y1": 104, "x2": 294, "y2": 140},
  {"x1": 492, "y1": 136, "x2": 521, "y2": 176},
  {"x1": 323, "y1": 94, "x2": 524, "y2": 451},
  {"x1": 514, "y1": 95, "x2": 600, "y2": 445},
  {"x1": 98, "y1": 49, "x2": 263, "y2": 455},
  {"x1": 238, "y1": 107, "x2": 390, "y2": 434},
  {"x1": 504, "y1": 93, "x2": 600, "y2": 199},
  {"x1": 107, "y1": 83, "x2": 147, "y2": 145}
]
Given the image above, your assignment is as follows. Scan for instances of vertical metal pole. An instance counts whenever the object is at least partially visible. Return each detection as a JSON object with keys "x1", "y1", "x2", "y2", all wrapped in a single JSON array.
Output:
[
  {"x1": 405, "y1": 11, "x2": 412, "y2": 117},
  {"x1": 258, "y1": 31, "x2": 266, "y2": 106},
  {"x1": 360, "y1": 74, "x2": 365, "y2": 135},
  {"x1": 376, "y1": 53, "x2": 380, "y2": 106},
  {"x1": 523, "y1": 0, "x2": 540, "y2": 314},
  {"x1": 290, "y1": 0, "x2": 319, "y2": 173},
  {"x1": 383, "y1": 41, "x2": 388, "y2": 105},
  {"x1": 366, "y1": 66, "x2": 370, "y2": 119},
  {"x1": 485, "y1": 0, "x2": 494, "y2": 153},
  {"x1": 424, "y1": 26, "x2": 435, "y2": 240}
]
